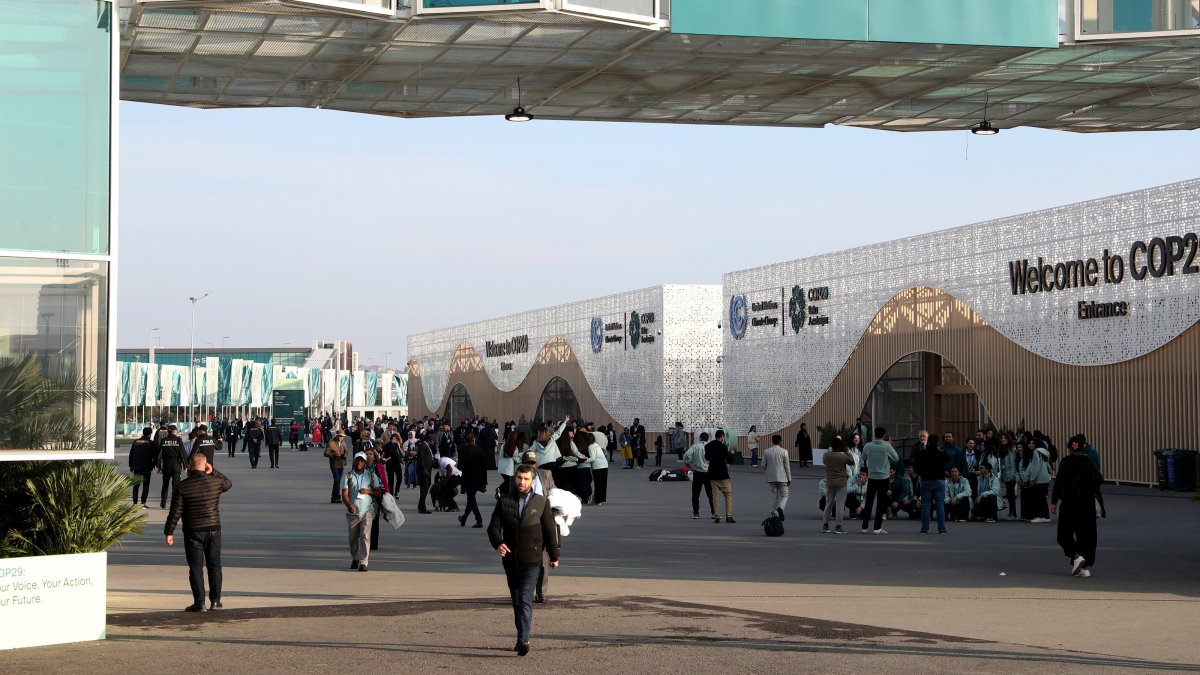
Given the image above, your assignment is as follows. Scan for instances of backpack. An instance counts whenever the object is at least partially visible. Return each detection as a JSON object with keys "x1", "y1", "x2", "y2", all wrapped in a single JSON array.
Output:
[{"x1": 761, "y1": 515, "x2": 784, "y2": 537}]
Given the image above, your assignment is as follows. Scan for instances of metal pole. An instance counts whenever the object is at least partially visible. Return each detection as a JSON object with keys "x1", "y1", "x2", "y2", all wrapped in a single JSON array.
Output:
[{"x1": 188, "y1": 292, "x2": 209, "y2": 428}]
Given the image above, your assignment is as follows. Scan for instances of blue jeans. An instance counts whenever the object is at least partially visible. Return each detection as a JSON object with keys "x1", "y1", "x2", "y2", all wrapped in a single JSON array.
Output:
[
  {"x1": 505, "y1": 564, "x2": 540, "y2": 644},
  {"x1": 921, "y1": 479, "x2": 947, "y2": 533},
  {"x1": 330, "y1": 466, "x2": 344, "y2": 501}
]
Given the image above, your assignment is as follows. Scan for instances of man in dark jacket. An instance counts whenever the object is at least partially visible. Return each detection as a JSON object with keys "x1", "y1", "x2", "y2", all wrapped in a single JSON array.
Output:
[
  {"x1": 416, "y1": 435, "x2": 436, "y2": 514},
  {"x1": 165, "y1": 452, "x2": 232, "y2": 612},
  {"x1": 225, "y1": 420, "x2": 240, "y2": 457},
  {"x1": 191, "y1": 424, "x2": 220, "y2": 466},
  {"x1": 479, "y1": 421, "x2": 499, "y2": 471},
  {"x1": 244, "y1": 420, "x2": 264, "y2": 468},
  {"x1": 1051, "y1": 435, "x2": 1106, "y2": 578},
  {"x1": 487, "y1": 464, "x2": 560, "y2": 656},
  {"x1": 457, "y1": 431, "x2": 488, "y2": 528},
  {"x1": 156, "y1": 425, "x2": 186, "y2": 509},
  {"x1": 914, "y1": 438, "x2": 950, "y2": 534},
  {"x1": 705, "y1": 430, "x2": 734, "y2": 523},
  {"x1": 795, "y1": 423, "x2": 813, "y2": 468},
  {"x1": 129, "y1": 427, "x2": 157, "y2": 506},
  {"x1": 265, "y1": 419, "x2": 283, "y2": 469}
]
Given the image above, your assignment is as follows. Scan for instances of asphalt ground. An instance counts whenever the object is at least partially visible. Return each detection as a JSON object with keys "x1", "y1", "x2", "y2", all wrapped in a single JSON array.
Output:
[{"x1": 2, "y1": 445, "x2": 1197, "y2": 672}]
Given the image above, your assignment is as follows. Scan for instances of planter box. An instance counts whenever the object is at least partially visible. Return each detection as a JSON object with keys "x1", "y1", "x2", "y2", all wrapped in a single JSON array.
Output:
[{"x1": 0, "y1": 552, "x2": 106, "y2": 650}]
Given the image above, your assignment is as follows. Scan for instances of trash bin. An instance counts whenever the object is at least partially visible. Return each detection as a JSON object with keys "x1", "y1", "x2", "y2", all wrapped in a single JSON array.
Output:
[{"x1": 1154, "y1": 449, "x2": 1197, "y2": 491}]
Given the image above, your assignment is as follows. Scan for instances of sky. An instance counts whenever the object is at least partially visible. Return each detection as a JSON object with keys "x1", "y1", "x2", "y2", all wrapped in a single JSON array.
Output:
[{"x1": 117, "y1": 101, "x2": 1199, "y2": 367}]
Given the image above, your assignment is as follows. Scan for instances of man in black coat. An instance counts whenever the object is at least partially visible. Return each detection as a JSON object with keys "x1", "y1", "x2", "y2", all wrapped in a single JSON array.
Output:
[
  {"x1": 416, "y1": 435, "x2": 436, "y2": 514},
  {"x1": 457, "y1": 431, "x2": 488, "y2": 528},
  {"x1": 165, "y1": 452, "x2": 232, "y2": 612},
  {"x1": 129, "y1": 427, "x2": 157, "y2": 506},
  {"x1": 156, "y1": 425, "x2": 186, "y2": 509},
  {"x1": 265, "y1": 419, "x2": 283, "y2": 469},
  {"x1": 244, "y1": 420, "x2": 265, "y2": 469},
  {"x1": 794, "y1": 423, "x2": 813, "y2": 468},
  {"x1": 479, "y1": 421, "x2": 499, "y2": 471},
  {"x1": 628, "y1": 418, "x2": 646, "y2": 469},
  {"x1": 487, "y1": 465, "x2": 560, "y2": 656}
]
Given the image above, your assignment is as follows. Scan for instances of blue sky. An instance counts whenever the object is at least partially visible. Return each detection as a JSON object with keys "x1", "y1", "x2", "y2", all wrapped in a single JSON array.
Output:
[{"x1": 118, "y1": 101, "x2": 1198, "y2": 365}]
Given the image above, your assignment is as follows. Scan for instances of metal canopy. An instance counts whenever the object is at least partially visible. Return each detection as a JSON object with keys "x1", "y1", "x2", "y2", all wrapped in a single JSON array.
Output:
[{"x1": 120, "y1": 1, "x2": 1200, "y2": 132}]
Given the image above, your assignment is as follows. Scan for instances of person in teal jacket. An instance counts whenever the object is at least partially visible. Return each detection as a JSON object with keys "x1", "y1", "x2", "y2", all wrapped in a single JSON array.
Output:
[
  {"x1": 887, "y1": 464, "x2": 919, "y2": 519},
  {"x1": 1020, "y1": 444, "x2": 1052, "y2": 522},
  {"x1": 846, "y1": 470, "x2": 869, "y2": 520},
  {"x1": 861, "y1": 428, "x2": 900, "y2": 533},
  {"x1": 944, "y1": 467, "x2": 974, "y2": 521},
  {"x1": 972, "y1": 463, "x2": 1006, "y2": 522}
]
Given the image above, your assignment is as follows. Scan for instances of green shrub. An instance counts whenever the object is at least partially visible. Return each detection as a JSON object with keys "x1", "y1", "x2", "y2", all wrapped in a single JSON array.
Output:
[
  {"x1": 1, "y1": 461, "x2": 145, "y2": 558},
  {"x1": 817, "y1": 422, "x2": 854, "y2": 449}
]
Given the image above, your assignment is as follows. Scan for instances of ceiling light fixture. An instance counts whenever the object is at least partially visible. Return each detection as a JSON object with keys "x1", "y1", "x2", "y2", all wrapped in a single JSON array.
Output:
[
  {"x1": 505, "y1": 77, "x2": 533, "y2": 122},
  {"x1": 971, "y1": 92, "x2": 999, "y2": 135}
]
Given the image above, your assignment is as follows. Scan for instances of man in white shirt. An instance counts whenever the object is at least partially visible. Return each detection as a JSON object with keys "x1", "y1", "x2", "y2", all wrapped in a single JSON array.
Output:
[
  {"x1": 438, "y1": 455, "x2": 462, "y2": 512},
  {"x1": 762, "y1": 434, "x2": 792, "y2": 519}
]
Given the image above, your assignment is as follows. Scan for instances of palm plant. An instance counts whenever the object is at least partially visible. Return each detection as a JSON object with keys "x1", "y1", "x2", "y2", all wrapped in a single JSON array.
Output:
[
  {"x1": 0, "y1": 354, "x2": 96, "y2": 452},
  {"x1": 1, "y1": 460, "x2": 145, "y2": 557}
]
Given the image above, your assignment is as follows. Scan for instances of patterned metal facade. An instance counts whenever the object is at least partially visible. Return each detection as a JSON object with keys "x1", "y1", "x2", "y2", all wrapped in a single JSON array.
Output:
[
  {"x1": 722, "y1": 178, "x2": 1200, "y2": 435},
  {"x1": 407, "y1": 284, "x2": 723, "y2": 430}
]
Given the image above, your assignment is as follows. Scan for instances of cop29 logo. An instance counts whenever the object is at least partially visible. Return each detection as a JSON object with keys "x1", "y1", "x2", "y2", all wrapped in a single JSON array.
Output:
[
  {"x1": 590, "y1": 316, "x2": 604, "y2": 353},
  {"x1": 729, "y1": 294, "x2": 749, "y2": 340},
  {"x1": 789, "y1": 286, "x2": 807, "y2": 333},
  {"x1": 628, "y1": 311, "x2": 642, "y2": 349}
]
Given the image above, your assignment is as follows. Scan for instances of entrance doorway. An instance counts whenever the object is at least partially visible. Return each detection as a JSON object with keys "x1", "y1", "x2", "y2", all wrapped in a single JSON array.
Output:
[
  {"x1": 446, "y1": 383, "x2": 475, "y2": 426},
  {"x1": 535, "y1": 376, "x2": 580, "y2": 424},
  {"x1": 861, "y1": 352, "x2": 985, "y2": 451}
]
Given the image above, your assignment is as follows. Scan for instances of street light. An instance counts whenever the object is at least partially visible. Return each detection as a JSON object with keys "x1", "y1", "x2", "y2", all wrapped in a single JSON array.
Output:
[
  {"x1": 188, "y1": 292, "x2": 210, "y2": 426},
  {"x1": 383, "y1": 351, "x2": 392, "y2": 370},
  {"x1": 222, "y1": 336, "x2": 230, "y2": 348}
]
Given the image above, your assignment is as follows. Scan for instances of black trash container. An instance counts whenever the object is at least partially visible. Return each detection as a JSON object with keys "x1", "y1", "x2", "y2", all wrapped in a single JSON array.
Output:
[{"x1": 1154, "y1": 449, "x2": 1197, "y2": 492}]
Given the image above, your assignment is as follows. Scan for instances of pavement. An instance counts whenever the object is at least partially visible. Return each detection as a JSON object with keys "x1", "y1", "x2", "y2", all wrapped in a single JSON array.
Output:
[{"x1": 2, "y1": 446, "x2": 1197, "y2": 672}]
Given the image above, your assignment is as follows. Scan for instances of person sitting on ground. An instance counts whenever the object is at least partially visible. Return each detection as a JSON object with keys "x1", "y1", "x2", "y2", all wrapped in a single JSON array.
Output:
[
  {"x1": 888, "y1": 464, "x2": 919, "y2": 520},
  {"x1": 972, "y1": 462, "x2": 1005, "y2": 522},
  {"x1": 846, "y1": 469, "x2": 869, "y2": 520},
  {"x1": 945, "y1": 466, "x2": 974, "y2": 522}
]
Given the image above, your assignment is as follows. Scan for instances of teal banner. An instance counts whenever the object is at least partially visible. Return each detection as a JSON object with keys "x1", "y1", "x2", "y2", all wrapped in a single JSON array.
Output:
[{"x1": 670, "y1": 0, "x2": 1059, "y2": 48}]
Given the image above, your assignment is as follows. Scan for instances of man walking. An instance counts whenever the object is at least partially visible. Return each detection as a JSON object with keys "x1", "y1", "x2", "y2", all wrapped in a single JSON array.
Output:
[
  {"x1": 670, "y1": 422, "x2": 688, "y2": 462},
  {"x1": 762, "y1": 434, "x2": 791, "y2": 519},
  {"x1": 1051, "y1": 435, "x2": 1106, "y2": 578},
  {"x1": 682, "y1": 432, "x2": 714, "y2": 519},
  {"x1": 343, "y1": 452, "x2": 383, "y2": 571},
  {"x1": 244, "y1": 420, "x2": 265, "y2": 469},
  {"x1": 628, "y1": 418, "x2": 646, "y2": 469},
  {"x1": 156, "y1": 425, "x2": 186, "y2": 509},
  {"x1": 821, "y1": 436, "x2": 853, "y2": 533},
  {"x1": 190, "y1": 424, "x2": 219, "y2": 466},
  {"x1": 164, "y1": 452, "x2": 232, "y2": 612},
  {"x1": 265, "y1": 418, "x2": 283, "y2": 469},
  {"x1": 129, "y1": 427, "x2": 157, "y2": 507},
  {"x1": 705, "y1": 430, "x2": 735, "y2": 523},
  {"x1": 416, "y1": 433, "x2": 437, "y2": 514},
  {"x1": 487, "y1": 465, "x2": 560, "y2": 656},
  {"x1": 861, "y1": 427, "x2": 899, "y2": 534},
  {"x1": 457, "y1": 431, "x2": 487, "y2": 528},
  {"x1": 914, "y1": 438, "x2": 949, "y2": 534},
  {"x1": 324, "y1": 430, "x2": 348, "y2": 503}
]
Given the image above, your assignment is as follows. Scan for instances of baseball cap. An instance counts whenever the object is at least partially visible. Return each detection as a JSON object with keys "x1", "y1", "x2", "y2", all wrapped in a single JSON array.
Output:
[
  {"x1": 353, "y1": 452, "x2": 367, "y2": 461},
  {"x1": 167, "y1": 424, "x2": 178, "y2": 432},
  {"x1": 520, "y1": 450, "x2": 538, "y2": 465}
]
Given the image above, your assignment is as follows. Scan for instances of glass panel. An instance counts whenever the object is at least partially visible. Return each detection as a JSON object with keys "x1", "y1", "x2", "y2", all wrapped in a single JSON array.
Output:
[
  {"x1": 564, "y1": 0, "x2": 655, "y2": 17},
  {"x1": 536, "y1": 376, "x2": 580, "y2": 423},
  {"x1": 1080, "y1": 0, "x2": 1200, "y2": 34},
  {"x1": 861, "y1": 353, "x2": 924, "y2": 450},
  {"x1": 0, "y1": 0, "x2": 111, "y2": 254},
  {"x1": 424, "y1": 0, "x2": 537, "y2": 7},
  {"x1": 0, "y1": 257, "x2": 109, "y2": 455},
  {"x1": 447, "y1": 383, "x2": 474, "y2": 426}
]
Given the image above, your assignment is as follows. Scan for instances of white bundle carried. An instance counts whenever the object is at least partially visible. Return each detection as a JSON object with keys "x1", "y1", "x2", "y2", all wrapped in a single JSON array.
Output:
[
  {"x1": 546, "y1": 488, "x2": 582, "y2": 537},
  {"x1": 380, "y1": 492, "x2": 405, "y2": 530}
]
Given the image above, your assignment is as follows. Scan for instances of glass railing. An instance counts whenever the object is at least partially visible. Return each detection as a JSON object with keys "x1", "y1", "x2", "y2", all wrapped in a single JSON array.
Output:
[{"x1": 1078, "y1": 0, "x2": 1200, "y2": 37}]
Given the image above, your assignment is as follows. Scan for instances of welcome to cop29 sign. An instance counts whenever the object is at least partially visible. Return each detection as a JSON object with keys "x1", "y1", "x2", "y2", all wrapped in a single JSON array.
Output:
[{"x1": 1007, "y1": 231, "x2": 1198, "y2": 319}]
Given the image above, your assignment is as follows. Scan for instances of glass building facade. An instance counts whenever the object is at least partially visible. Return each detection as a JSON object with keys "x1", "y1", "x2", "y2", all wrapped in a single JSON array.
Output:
[
  {"x1": 117, "y1": 349, "x2": 310, "y2": 368},
  {"x1": 0, "y1": 0, "x2": 114, "y2": 459}
]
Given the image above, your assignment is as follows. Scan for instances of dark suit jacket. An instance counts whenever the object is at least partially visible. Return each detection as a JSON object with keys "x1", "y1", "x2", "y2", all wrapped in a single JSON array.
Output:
[
  {"x1": 417, "y1": 440, "x2": 436, "y2": 481},
  {"x1": 457, "y1": 443, "x2": 487, "y2": 493},
  {"x1": 265, "y1": 425, "x2": 283, "y2": 446},
  {"x1": 487, "y1": 491, "x2": 559, "y2": 569}
]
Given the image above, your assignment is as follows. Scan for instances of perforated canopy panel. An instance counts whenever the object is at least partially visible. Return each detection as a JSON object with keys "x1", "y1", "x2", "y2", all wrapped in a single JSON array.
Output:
[{"x1": 121, "y1": 1, "x2": 1200, "y2": 131}]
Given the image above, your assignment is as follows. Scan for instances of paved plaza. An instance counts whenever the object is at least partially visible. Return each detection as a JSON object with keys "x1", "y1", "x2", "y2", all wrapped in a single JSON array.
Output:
[{"x1": 3, "y1": 446, "x2": 1197, "y2": 672}]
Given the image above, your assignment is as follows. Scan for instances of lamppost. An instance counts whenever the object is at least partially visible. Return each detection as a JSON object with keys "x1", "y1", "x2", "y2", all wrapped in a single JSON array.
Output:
[
  {"x1": 148, "y1": 327, "x2": 159, "y2": 427},
  {"x1": 188, "y1": 292, "x2": 210, "y2": 426},
  {"x1": 222, "y1": 336, "x2": 230, "y2": 348},
  {"x1": 383, "y1": 351, "x2": 392, "y2": 370}
]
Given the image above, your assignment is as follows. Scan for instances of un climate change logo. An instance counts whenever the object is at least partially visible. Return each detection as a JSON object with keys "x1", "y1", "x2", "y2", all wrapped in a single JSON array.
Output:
[
  {"x1": 590, "y1": 316, "x2": 604, "y2": 353},
  {"x1": 789, "y1": 285, "x2": 807, "y2": 333},
  {"x1": 628, "y1": 311, "x2": 642, "y2": 349},
  {"x1": 729, "y1": 294, "x2": 749, "y2": 340}
]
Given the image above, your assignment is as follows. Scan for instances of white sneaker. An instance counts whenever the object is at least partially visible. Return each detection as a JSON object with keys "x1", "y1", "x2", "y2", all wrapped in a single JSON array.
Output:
[
  {"x1": 861, "y1": 528, "x2": 869, "y2": 534},
  {"x1": 1078, "y1": 568, "x2": 1091, "y2": 578},
  {"x1": 1033, "y1": 517, "x2": 1052, "y2": 523},
  {"x1": 1071, "y1": 556, "x2": 1085, "y2": 576},
  {"x1": 873, "y1": 528, "x2": 888, "y2": 535}
]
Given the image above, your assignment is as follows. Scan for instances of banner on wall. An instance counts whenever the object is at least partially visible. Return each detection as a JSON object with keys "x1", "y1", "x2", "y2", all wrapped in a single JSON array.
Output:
[
  {"x1": 322, "y1": 369, "x2": 336, "y2": 410},
  {"x1": 338, "y1": 372, "x2": 349, "y2": 408},
  {"x1": 366, "y1": 371, "x2": 378, "y2": 407},
  {"x1": 218, "y1": 358, "x2": 232, "y2": 407},
  {"x1": 309, "y1": 368, "x2": 321, "y2": 406}
]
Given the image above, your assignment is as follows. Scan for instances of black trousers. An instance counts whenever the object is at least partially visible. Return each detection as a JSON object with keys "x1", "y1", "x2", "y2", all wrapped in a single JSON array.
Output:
[
  {"x1": 387, "y1": 464, "x2": 402, "y2": 495},
  {"x1": 418, "y1": 478, "x2": 431, "y2": 512},
  {"x1": 690, "y1": 470, "x2": 714, "y2": 515},
  {"x1": 184, "y1": 530, "x2": 222, "y2": 606},
  {"x1": 947, "y1": 499, "x2": 971, "y2": 521},
  {"x1": 464, "y1": 489, "x2": 482, "y2": 525},
  {"x1": 592, "y1": 468, "x2": 608, "y2": 504},
  {"x1": 862, "y1": 478, "x2": 889, "y2": 530},
  {"x1": 132, "y1": 469, "x2": 152, "y2": 504},
  {"x1": 227, "y1": 438, "x2": 237, "y2": 457},
  {"x1": 973, "y1": 495, "x2": 999, "y2": 520},
  {"x1": 160, "y1": 468, "x2": 180, "y2": 507},
  {"x1": 1004, "y1": 480, "x2": 1018, "y2": 515},
  {"x1": 1056, "y1": 500, "x2": 1098, "y2": 567},
  {"x1": 268, "y1": 444, "x2": 281, "y2": 468}
]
